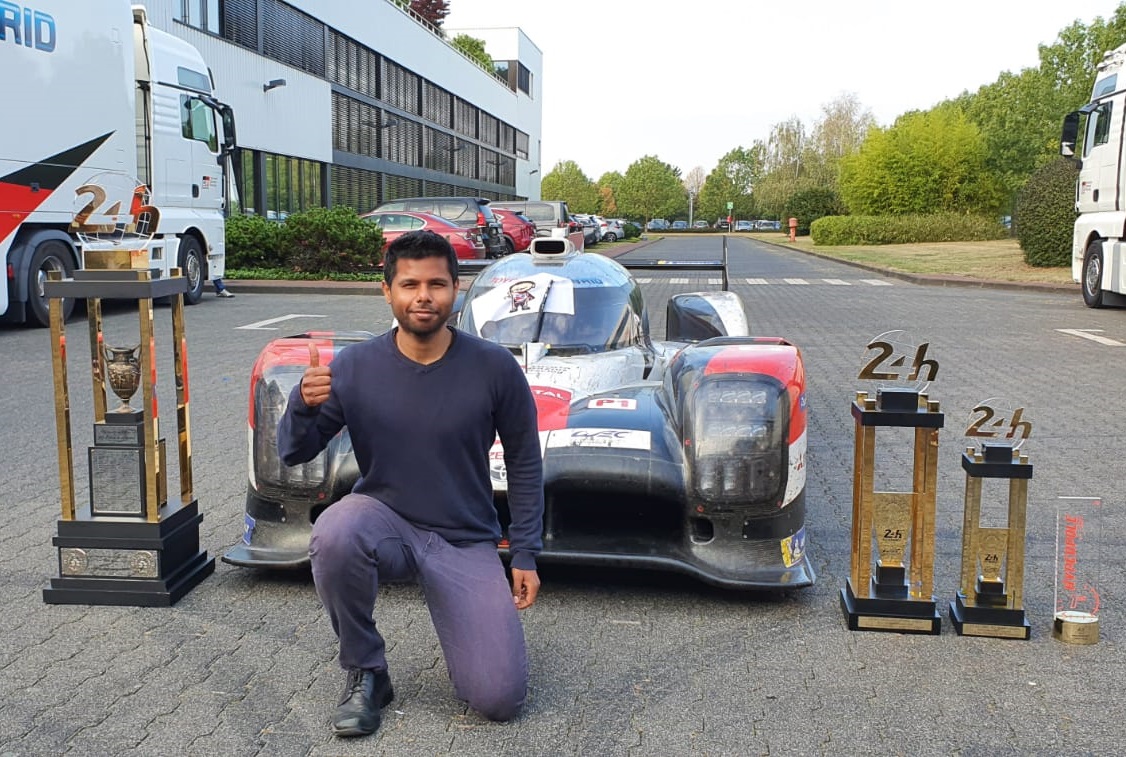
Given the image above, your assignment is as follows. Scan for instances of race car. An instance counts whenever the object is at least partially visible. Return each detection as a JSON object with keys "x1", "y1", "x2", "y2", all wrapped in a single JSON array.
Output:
[{"x1": 224, "y1": 237, "x2": 814, "y2": 589}]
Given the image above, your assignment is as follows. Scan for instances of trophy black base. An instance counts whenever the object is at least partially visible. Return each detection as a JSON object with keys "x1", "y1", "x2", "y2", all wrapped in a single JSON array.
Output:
[
  {"x1": 840, "y1": 581, "x2": 941, "y2": 634},
  {"x1": 949, "y1": 593, "x2": 1030, "y2": 640},
  {"x1": 43, "y1": 500, "x2": 215, "y2": 608}
]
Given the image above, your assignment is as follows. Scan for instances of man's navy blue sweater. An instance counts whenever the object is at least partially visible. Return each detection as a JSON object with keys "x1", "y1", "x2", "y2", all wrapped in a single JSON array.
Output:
[{"x1": 278, "y1": 327, "x2": 544, "y2": 570}]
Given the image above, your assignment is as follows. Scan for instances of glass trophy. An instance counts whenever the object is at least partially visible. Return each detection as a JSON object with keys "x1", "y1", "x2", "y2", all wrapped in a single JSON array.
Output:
[{"x1": 1053, "y1": 496, "x2": 1101, "y2": 645}]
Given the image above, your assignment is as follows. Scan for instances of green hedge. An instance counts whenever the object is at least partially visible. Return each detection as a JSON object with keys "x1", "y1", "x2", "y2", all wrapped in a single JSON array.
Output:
[
  {"x1": 809, "y1": 213, "x2": 1008, "y2": 246},
  {"x1": 1014, "y1": 158, "x2": 1078, "y2": 267},
  {"x1": 226, "y1": 206, "x2": 384, "y2": 275}
]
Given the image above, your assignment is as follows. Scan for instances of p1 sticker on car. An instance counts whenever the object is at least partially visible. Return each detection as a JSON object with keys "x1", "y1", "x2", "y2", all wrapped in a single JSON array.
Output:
[
  {"x1": 587, "y1": 398, "x2": 637, "y2": 410},
  {"x1": 547, "y1": 428, "x2": 651, "y2": 450},
  {"x1": 242, "y1": 514, "x2": 256, "y2": 545}
]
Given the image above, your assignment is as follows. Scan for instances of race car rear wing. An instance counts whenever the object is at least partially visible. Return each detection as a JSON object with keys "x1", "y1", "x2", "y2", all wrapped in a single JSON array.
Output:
[{"x1": 457, "y1": 235, "x2": 731, "y2": 290}]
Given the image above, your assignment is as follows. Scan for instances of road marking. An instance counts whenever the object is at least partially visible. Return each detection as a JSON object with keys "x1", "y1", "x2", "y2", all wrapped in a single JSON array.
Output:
[
  {"x1": 824, "y1": 279, "x2": 850, "y2": 286},
  {"x1": 783, "y1": 278, "x2": 809, "y2": 285},
  {"x1": 635, "y1": 278, "x2": 653, "y2": 284},
  {"x1": 1056, "y1": 328, "x2": 1126, "y2": 346},
  {"x1": 238, "y1": 314, "x2": 327, "y2": 331},
  {"x1": 669, "y1": 277, "x2": 691, "y2": 284},
  {"x1": 744, "y1": 278, "x2": 769, "y2": 285},
  {"x1": 860, "y1": 279, "x2": 892, "y2": 286}
]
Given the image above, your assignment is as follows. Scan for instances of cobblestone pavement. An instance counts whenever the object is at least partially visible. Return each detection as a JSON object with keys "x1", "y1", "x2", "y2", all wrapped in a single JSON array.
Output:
[{"x1": 0, "y1": 236, "x2": 1121, "y2": 756}]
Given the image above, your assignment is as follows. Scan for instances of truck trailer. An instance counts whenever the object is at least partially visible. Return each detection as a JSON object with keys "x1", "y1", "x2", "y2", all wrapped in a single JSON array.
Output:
[
  {"x1": 0, "y1": 0, "x2": 235, "y2": 326},
  {"x1": 1062, "y1": 42, "x2": 1126, "y2": 308}
]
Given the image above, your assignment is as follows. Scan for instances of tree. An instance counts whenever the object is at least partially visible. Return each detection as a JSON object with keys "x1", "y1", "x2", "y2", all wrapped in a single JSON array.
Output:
[
  {"x1": 1015, "y1": 157, "x2": 1078, "y2": 266},
  {"x1": 838, "y1": 106, "x2": 1003, "y2": 216},
  {"x1": 755, "y1": 118, "x2": 808, "y2": 218},
  {"x1": 540, "y1": 160, "x2": 599, "y2": 213},
  {"x1": 597, "y1": 171, "x2": 624, "y2": 216},
  {"x1": 409, "y1": 0, "x2": 450, "y2": 28},
  {"x1": 615, "y1": 156, "x2": 685, "y2": 223},
  {"x1": 804, "y1": 93, "x2": 875, "y2": 193},
  {"x1": 682, "y1": 166, "x2": 706, "y2": 224},
  {"x1": 698, "y1": 146, "x2": 762, "y2": 223},
  {"x1": 451, "y1": 34, "x2": 492, "y2": 71},
  {"x1": 783, "y1": 187, "x2": 845, "y2": 235}
]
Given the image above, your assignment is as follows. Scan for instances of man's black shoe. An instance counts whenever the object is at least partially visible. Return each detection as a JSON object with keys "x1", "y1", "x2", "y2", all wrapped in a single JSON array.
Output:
[{"x1": 332, "y1": 668, "x2": 394, "y2": 737}]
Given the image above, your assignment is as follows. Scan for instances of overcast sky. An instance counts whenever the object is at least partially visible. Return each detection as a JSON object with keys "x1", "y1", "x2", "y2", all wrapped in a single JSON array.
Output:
[{"x1": 444, "y1": 0, "x2": 1123, "y2": 179}]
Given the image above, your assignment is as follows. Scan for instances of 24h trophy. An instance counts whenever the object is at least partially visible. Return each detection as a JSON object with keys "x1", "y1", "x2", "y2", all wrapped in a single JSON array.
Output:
[{"x1": 41, "y1": 173, "x2": 214, "y2": 606}]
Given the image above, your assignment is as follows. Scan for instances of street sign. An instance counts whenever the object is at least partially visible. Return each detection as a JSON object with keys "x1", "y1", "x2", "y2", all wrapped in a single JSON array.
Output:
[{"x1": 726, "y1": 201, "x2": 734, "y2": 210}]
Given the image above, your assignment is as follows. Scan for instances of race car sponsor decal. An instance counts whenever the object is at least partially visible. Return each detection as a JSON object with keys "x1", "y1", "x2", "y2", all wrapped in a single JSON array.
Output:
[
  {"x1": 783, "y1": 429, "x2": 807, "y2": 506},
  {"x1": 546, "y1": 428, "x2": 651, "y2": 450},
  {"x1": 242, "y1": 514, "x2": 256, "y2": 545},
  {"x1": 489, "y1": 431, "x2": 553, "y2": 491},
  {"x1": 587, "y1": 398, "x2": 636, "y2": 410},
  {"x1": 781, "y1": 526, "x2": 807, "y2": 568},
  {"x1": 531, "y1": 385, "x2": 572, "y2": 430},
  {"x1": 470, "y1": 272, "x2": 574, "y2": 329}
]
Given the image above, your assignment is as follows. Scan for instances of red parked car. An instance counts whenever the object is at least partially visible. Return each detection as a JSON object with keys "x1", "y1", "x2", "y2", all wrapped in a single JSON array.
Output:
[
  {"x1": 491, "y1": 207, "x2": 536, "y2": 255},
  {"x1": 360, "y1": 210, "x2": 486, "y2": 259}
]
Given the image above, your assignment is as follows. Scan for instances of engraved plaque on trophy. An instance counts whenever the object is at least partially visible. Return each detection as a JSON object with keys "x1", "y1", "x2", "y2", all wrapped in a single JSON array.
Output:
[
  {"x1": 949, "y1": 398, "x2": 1033, "y2": 639},
  {"x1": 1053, "y1": 496, "x2": 1101, "y2": 645},
  {"x1": 841, "y1": 331, "x2": 943, "y2": 634}
]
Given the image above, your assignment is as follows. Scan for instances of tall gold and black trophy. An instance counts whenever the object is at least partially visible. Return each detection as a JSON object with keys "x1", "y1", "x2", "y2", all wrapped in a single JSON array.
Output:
[
  {"x1": 841, "y1": 331, "x2": 943, "y2": 634},
  {"x1": 949, "y1": 399, "x2": 1033, "y2": 639},
  {"x1": 41, "y1": 174, "x2": 214, "y2": 606}
]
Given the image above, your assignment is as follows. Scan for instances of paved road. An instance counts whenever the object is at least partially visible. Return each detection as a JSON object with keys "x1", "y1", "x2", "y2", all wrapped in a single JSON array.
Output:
[{"x1": 1, "y1": 237, "x2": 1123, "y2": 755}]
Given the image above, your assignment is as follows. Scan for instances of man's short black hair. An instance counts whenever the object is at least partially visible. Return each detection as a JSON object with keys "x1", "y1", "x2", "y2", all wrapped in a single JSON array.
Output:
[{"x1": 383, "y1": 230, "x2": 459, "y2": 284}]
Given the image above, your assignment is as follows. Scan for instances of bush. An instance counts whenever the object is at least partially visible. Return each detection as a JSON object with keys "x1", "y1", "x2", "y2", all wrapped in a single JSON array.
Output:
[
  {"x1": 622, "y1": 221, "x2": 641, "y2": 240},
  {"x1": 1014, "y1": 158, "x2": 1078, "y2": 267},
  {"x1": 783, "y1": 188, "x2": 845, "y2": 236},
  {"x1": 225, "y1": 213, "x2": 282, "y2": 269},
  {"x1": 276, "y1": 206, "x2": 384, "y2": 274},
  {"x1": 810, "y1": 213, "x2": 1008, "y2": 245}
]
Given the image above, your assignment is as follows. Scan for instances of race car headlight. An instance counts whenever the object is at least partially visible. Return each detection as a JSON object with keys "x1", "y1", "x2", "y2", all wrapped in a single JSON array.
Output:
[
  {"x1": 251, "y1": 370, "x2": 327, "y2": 496},
  {"x1": 687, "y1": 378, "x2": 787, "y2": 504}
]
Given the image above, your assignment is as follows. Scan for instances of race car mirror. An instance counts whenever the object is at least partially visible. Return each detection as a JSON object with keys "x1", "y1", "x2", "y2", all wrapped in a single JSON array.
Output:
[
  {"x1": 949, "y1": 398, "x2": 1033, "y2": 639},
  {"x1": 40, "y1": 198, "x2": 215, "y2": 606},
  {"x1": 840, "y1": 332, "x2": 943, "y2": 634}
]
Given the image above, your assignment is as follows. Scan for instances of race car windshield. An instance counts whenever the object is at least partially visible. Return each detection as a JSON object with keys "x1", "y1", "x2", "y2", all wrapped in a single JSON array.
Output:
[{"x1": 469, "y1": 286, "x2": 637, "y2": 353}]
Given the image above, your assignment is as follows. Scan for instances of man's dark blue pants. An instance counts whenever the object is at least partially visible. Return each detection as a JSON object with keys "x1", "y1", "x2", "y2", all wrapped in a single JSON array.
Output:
[{"x1": 310, "y1": 493, "x2": 528, "y2": 721}]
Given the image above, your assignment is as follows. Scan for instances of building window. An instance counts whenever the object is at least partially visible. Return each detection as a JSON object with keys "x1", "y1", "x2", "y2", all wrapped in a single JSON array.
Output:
[
  {"x1": 515, "y1": 131, "x2": 529, "y2": 160},
  {"x1": 263, "y1": 152, "x2": 323, "y2": 218},
  {"x1": 263, "y1": 0, "x2": 325, "y2": 77},
  {"x1": 178, "y1": 0, "x2": 220, "y2": 34},
  {"x1": 517, "y1": 64, "x2": 532, "y2": 96}
]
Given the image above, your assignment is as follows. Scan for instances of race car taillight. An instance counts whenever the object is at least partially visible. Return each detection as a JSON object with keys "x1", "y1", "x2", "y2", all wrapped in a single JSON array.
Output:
[
  {"x1": 250, "y1": 369, "x2": 328, "y2": 496},
  {"x1": 687, "y1": 378, "x2": 787, "y2": 504}
]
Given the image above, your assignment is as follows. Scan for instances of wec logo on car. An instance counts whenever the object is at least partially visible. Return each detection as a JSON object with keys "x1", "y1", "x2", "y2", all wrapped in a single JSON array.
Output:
[
  {"x1": 0, "y1": 2, "x2": 56, "y2": 53},
  {"x1": 546, "y1": 428, "x2": 651, "y2": 451}
]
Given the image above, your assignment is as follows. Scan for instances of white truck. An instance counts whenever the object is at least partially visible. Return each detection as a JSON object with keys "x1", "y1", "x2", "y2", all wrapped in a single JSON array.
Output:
[
  {"x1": 0, "y1": 0, "x2": 236, "y2": 326},
  {"x1": 1062, "y1": 43, "x2": 1126, "y2": 308}
]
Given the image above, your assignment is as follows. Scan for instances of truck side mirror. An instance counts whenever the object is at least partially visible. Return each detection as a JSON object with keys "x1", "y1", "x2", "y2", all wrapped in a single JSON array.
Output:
[{"x1": 1061, "y1": 111, "x2": 1080, "y2": 157}]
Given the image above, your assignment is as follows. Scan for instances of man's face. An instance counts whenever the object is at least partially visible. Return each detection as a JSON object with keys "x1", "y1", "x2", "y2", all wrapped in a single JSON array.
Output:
[{"x1": 382, "y1": 256, "x2": 457, "y2": 339}]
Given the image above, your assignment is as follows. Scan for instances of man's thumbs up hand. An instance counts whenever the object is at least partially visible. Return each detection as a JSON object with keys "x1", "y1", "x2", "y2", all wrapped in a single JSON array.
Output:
[{"x1": 300, "y1": 342, "x2": 332, "y2": 407}]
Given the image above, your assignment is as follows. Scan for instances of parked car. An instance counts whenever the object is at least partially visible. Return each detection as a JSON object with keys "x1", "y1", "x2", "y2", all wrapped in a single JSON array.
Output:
[
  {"x1": 600, "y1": 218, "x2": 625, "y2": 242},
  {"x1": 734, "y1": 220, "x2": 755, "y2": 232},
  {"x1": 359, "y1": 210, "x2": 486, "y2": 259},
  {"x1": 754, "y1": 220, "x2": 781, "y2": 231},
  {"x1": 692, "y1": 220, "x2": 710, "y2": 229},
  {"x1": 373, "y1": 196, "x2": 506, "y2": 258},
  {"x1": 715, "y1": 219, "x2": 731, "y2": 231},
  {"x1": 671, "y1": 220, "x2": 689, "y2": 230},
  {"x1": 491, "y1": 200, "x2": 574, "y2": 238},
  {"x1": 646, "y1": 218, "x2": 669, "y2": 231},
  {"x1": 492, "y1": 207, "x2": 536, "y2": 255},
  {"x1": 572, "y1": 213, "x2": 600, "y2": 247}
]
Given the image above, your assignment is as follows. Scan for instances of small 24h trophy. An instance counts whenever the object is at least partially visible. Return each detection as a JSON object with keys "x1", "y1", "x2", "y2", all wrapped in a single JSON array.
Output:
[
  {"x1": 41, "y1": 172, "x2": 213, "y2": 607},
  {"x1": 949, "y1": 398, "x2": 1033, "y2": 639},
  {"x1": 840, "y1": 331, "x2": 944, "y2": 634}
]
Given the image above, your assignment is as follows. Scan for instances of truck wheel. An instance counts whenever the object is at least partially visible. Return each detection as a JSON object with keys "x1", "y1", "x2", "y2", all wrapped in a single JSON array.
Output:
[
  {"x1": 1082, "y1": 240, "x2": 1105, "y2": 309},
  {"x1": 179, "y1": 236, "x2": 206, "y2": 305},
  {"x1": 27, "y1": 239, "x2": 76, "y2": 327}
]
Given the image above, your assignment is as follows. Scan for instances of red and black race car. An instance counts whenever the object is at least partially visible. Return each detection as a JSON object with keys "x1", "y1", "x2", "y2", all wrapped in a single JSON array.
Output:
[{"x1": 225, "y1": 237, "x2": 813, "y2": 589}]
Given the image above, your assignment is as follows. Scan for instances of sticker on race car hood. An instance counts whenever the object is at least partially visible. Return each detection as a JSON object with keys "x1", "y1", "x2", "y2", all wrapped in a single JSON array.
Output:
[
  {"x1": 587, "y1": 398, "x2": 636, "y2": 410},
  {"x1": 469, "y1": 272, "x2": 574, "y2": 329},
  {"x1": 546, "y1": 428, "x2": 651, "y2": 450}
]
